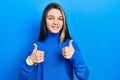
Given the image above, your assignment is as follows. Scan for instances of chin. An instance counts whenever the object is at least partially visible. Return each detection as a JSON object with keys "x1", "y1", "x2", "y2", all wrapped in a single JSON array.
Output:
[{"x1": 51, "y1": 30, "x2": 60, "y2": 33}]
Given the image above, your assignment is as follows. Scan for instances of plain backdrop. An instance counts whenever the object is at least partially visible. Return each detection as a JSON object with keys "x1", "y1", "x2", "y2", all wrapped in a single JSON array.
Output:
[{"x1": 0, "y1": 0, "x2": 120, "y2": 80}]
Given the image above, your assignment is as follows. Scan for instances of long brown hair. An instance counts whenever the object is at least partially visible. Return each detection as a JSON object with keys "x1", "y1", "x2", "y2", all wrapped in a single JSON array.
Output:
[{"x1": 38, "y1": 2, "x2": 71, "y2": 43}]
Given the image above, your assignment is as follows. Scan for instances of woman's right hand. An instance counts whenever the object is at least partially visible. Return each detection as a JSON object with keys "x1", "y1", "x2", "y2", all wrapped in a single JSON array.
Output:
[{"x1": 29, "y1": 43, "x2": 44, "y2": 64}]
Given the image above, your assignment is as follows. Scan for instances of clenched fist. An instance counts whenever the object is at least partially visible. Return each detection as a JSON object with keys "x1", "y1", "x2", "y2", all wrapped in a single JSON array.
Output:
[{"x1": 62, "y1": 40, "x2": 75, "y2": 59}]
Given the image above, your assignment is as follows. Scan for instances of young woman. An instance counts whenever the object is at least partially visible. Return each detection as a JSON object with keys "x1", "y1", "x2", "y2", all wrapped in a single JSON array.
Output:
[{"x1": 19, "y1": 2, "x2": 89, "y2": 80}]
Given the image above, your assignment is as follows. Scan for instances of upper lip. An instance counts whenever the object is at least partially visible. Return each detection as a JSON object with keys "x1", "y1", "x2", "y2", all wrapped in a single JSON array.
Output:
[{"x1": 52, "y1": 25, "x2": 59, "y2": 27}]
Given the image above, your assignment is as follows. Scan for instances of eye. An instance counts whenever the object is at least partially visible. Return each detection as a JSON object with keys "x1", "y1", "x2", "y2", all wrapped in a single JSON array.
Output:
[
  {"x1": 58, "y1": 17, "x2": 63, "y2": 20},
  {"x1": 47, "y1": 17, "x2": 54, "y2": 20}
]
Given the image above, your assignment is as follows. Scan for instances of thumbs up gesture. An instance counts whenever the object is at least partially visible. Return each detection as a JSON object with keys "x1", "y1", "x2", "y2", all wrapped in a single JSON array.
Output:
[
  {"x1": 29, "y1": 43, "x2": 44, "y2": 64},
  {"x1": 62, "y1": 40, "x2": 75, "y2": 59}
]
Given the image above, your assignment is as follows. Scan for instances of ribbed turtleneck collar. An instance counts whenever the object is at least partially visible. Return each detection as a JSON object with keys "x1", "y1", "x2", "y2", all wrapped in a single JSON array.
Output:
[{"x1": 45, "y1": 31, "x2": 60, "y2": 44}]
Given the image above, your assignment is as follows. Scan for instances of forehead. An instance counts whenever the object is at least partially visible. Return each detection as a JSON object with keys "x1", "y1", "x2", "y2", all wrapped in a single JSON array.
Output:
[{"x1": 47, "y1": 9, "x2": 62, "y2": 16}]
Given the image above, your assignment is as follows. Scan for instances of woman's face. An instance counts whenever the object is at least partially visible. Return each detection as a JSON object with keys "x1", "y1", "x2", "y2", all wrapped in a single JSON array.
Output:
[{"x1": 46, "y1": 9, "x2": 63, "y2": 33}]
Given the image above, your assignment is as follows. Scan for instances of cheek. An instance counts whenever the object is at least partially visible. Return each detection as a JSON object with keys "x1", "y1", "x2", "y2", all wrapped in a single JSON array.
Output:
[
  {"x1": 60, "y1": 24, "x2": 63, "y2": 28},
  {"x1": 46, "y1": 20, "x2": 51, "y2": 28},
  {"x1": 59, "y1": 21, "x2": 63, "y2": 26}
]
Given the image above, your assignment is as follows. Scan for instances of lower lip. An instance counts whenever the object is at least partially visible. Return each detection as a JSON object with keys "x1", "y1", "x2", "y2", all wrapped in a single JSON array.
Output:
[{"x1": 52, "y1": 26, "x2": 59, "y2": 29}]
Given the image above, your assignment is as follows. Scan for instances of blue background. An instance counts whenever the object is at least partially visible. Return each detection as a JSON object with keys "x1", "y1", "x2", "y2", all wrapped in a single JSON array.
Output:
[{"x1": 0, "y1": 0, "x2": 120, "y2": 80}]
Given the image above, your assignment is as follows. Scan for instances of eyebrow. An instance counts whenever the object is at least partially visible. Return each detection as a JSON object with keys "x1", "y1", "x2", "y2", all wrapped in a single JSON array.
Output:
[{"x1": 47, "y1": 15, "x2": 63, "y2": 17}]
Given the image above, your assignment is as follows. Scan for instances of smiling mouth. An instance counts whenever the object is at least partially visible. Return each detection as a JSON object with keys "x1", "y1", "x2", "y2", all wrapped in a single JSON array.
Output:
[{"x1": 52, "y1": 26, "x2": 59, "y2": 29}]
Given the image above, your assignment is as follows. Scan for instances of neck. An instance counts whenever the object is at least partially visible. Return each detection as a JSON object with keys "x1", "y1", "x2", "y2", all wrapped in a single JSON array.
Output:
[{"x1": 45, "y1": 31, "x2": 60, "y2": 44}]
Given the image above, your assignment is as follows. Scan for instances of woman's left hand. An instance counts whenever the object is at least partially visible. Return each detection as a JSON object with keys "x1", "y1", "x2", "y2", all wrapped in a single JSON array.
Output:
[{"x1": 62, "y1": 40, "x2": 75, "y2": 59}]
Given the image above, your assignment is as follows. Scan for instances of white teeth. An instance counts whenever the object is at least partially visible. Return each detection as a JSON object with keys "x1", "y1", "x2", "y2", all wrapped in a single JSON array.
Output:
[{"x1": 52, "y1": 26, "x2": 59, "y2": 29}]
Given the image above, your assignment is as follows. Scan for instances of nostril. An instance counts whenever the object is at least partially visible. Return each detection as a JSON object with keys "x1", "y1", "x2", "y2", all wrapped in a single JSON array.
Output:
[{"x1": 53, "y1": 23, "x2": 58, "y2": 25}]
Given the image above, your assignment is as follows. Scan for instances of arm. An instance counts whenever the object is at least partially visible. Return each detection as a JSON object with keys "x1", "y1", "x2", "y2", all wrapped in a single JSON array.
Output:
[
  {"x1": 18, "y1": 61, "x2": 37, "y2": 80},
  {"x1": 70, "y1": 41, "x2": 89, "y2": 80},
  {"x1": 18, "y1": 43, "x2": 44, "y2": 80}
]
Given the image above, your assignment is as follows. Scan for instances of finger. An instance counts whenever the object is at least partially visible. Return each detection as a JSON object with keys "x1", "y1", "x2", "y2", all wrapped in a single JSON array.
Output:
[
  {"x1": 36, "y1": 57, "x2": 44, "y2": 61},
  {"x1": 62, "y1": 49, "x2": 68, "y2": 57},
  {"x1": 62, "y1": 48, "x2": 66, "y2": 54},
  {"x1": 62, "y1": 53, "x2": 67, "y2": 58},
  {"x1": 35, "y1": 57, "x2": 44, "y2": 62},
  {"x1": 35, "y1": 59, "x2": 44, "y2": 63},
  {"x1": 69, "y1": 40, "x2": 73, "y2": 47},
  {"x1": 36, "y1": 53, "x2": 44, "y2": 58},
  {"x1": 62, "y1": 48, "x2": 65, "y2": 54},
  {"x1": 37, "y1": 51, "x2": 44, "y2": 57},
  {"x1": 62, "y1": 47, "x2": 69, "y2": 52},
  {"x1": 33, "y1": 43, "x2": 37, "y2": 50},
  {"x1": 32, "y1": 43, "x2": 37, "y2": 54}
]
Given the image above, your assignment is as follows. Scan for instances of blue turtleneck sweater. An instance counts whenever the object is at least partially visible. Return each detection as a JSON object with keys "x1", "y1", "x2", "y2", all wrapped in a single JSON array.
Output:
[{"x1": 19, "y1": 32, "x2": 89, "y2": 80}]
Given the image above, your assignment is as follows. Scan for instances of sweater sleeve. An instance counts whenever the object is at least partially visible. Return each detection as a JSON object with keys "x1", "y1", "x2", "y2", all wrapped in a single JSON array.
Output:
[
  {"x1": 18, "y1": 44, "x2": 37, "y2": 80},
  {"x1": 18, "y1": 62, "x2": 37, "y2": 80},
  {"x1": 69, "y1": 41, "x2": 89, "y2": 80}
]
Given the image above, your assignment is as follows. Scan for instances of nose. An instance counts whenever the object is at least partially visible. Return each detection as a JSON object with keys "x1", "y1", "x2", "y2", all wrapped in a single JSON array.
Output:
[{"x1": 53, "y1": 19, "x2": 58, "y2": 25}]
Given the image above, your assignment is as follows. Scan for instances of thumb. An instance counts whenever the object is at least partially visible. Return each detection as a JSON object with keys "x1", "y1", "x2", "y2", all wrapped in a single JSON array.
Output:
[
  {"x1": 69, "y1": 40, "x2": 73, "y2": 47},
  {"x1": 33, "y1": 43, "x2": 37, "y2": 50}
]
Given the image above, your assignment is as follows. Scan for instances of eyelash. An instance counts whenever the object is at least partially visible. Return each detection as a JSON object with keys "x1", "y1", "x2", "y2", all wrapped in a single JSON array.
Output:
[
  {"x1": 58, "y1": 18, "x2": 63, "y2": 20},
  {"x1": 48, "y1": 18, "x2": 63, "y2": 20},
  {"x1": 48, "y1": 18, "x2": 53, "y2": 20}
]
